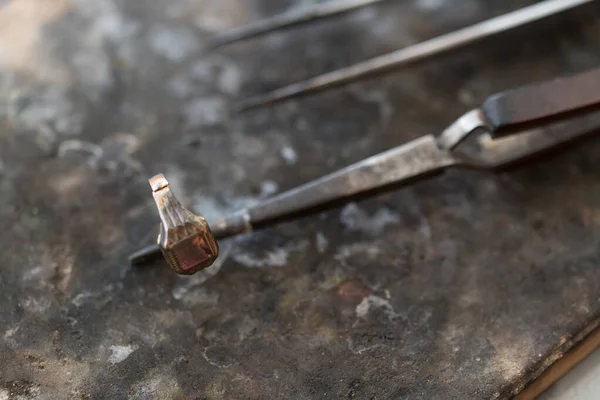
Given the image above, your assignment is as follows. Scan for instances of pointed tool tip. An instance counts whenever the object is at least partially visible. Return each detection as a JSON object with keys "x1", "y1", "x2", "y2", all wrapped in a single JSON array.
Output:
[
  {"x1": 234, "y1": 103, "x2": 252, "y2": 114},
  {"x1": 203, "y1": 38, "x2": 225, "y2": 52},
  {"x1": 129, "y1": 244, "x2": 162, "y2": 265},
  {"x1": 235, "y1": 97, "x2": 266, "y2": 113},
  {"x1": 236, "y1": 87, "x2": 302, "y2": 112},
  {"x1": 236, "y1": 78, "x2": 331, "y2": 112}
]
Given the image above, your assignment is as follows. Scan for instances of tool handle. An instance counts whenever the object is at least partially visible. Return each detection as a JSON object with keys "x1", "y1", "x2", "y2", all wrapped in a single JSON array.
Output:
[{"x1": 481, "y1": 67, "x2": 600, "y2": 137}]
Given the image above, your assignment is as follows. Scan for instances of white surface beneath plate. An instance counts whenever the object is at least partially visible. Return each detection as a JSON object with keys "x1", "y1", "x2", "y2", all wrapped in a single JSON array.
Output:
[{"x1": 539, "y1": 347, "x2": 600, "y2": 400}]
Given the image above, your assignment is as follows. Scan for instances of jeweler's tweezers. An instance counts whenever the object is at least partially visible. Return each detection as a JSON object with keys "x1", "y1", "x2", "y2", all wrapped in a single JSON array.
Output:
[
  {"x1": 129, "y1": 66, "x2": 600, "y2": 267},
  {"x1": 234, "y1": 0, "x2": 594, "y2": 111}
]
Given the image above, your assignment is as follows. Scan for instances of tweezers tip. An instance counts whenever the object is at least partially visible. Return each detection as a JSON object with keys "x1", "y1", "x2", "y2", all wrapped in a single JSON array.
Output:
[
  {"x1": 235, "y1": 95, "x2": 279, "y2": 113},
  {"x1": 129, "y1": 244, "x2": 162, "y2": 265},
  {"x1": 236, "y1": 82, "x2": 318, "y2": 112},
  {"x1": 204, "y1": 36, "x2": 230, "y2": 51}
]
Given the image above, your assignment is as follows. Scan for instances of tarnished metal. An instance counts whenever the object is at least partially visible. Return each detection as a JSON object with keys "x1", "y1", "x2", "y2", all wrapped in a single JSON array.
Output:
[
  {"x1": 131, "y1": 66, "x2": 600, "y2": 269},
  {"x1": 236, "y1": 0, "x2": 593, "y2": 111},
  {"x1": 132, "y1": 65, "x2": 600, "y2": 270},
  {"x1": 149, "y1": 173, "x2": 219, "y2": 274},
  {"x1": 130, "y1": 113, "x2": 600, "y2": 268},
  {"x1": 481, "y1": 66, "x2": 600, "y2": 137},
  {"x1": 6, "y1": 0, "x2": 600, "y2": 398},
  {"x1": 436, "y1": 109, "x2": 490, "y2": 150}
]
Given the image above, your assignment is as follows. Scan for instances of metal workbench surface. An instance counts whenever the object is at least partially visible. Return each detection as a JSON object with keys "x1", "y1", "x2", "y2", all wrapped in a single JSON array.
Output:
[{"x1": 1, "y1": 0, "x2": 599, "y2": 398}]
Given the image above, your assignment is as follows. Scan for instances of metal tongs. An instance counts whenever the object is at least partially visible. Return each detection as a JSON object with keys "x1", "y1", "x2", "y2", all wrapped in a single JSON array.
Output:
[{"x1": 129, "y1": 66, "x2": 600, "y2": 274}]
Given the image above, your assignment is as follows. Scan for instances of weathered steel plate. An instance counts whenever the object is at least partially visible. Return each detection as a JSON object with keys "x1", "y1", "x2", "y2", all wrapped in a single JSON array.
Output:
[{"x1": 0, "y1": 0, "x2": 599, "y2": 398}]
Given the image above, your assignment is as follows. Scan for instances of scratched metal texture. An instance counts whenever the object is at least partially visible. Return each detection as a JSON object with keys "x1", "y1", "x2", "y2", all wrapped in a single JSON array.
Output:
[{"x1": 1, "y1": 0, "x2": 600, "y2": 399}]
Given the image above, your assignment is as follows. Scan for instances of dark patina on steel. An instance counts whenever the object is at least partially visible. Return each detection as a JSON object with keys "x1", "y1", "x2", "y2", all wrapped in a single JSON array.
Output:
[{"x1": 3, "y1": 0, "x2": 600, "y2": 399}]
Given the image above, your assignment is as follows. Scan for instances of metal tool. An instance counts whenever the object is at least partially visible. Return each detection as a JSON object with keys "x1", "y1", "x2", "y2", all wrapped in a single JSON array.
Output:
[
  {"x1": 231, "y1": 0, "x2": 594, "y2": 111},
  {"x1": 129, "y1": 66, "x2": 600, "y2": 272},
  {"x1": 206, "y1": 0, "x2": 388, "y2": 49}
]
